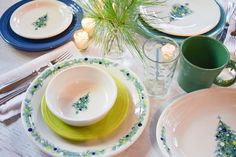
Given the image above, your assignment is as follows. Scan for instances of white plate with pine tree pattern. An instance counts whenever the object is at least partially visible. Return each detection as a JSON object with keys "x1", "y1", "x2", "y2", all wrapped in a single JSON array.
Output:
[
  {"x1": 139, "y1": 0, "x2": 221, "y2": 36},
  {"x1": 156, "y1": 88, "x2": 236, "y2": 157},
  {"x1": 21, "y1": 57, "x2": 149, "y2": 157},
  {"x1": 10, "y1": 0, "x2": 73, "y2": 39}
]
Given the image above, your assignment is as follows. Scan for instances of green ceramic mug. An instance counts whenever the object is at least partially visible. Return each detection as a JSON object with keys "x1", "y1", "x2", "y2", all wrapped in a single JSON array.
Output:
[{"x1": 177, "y1": 36, "x2": 236, "y2": 93}]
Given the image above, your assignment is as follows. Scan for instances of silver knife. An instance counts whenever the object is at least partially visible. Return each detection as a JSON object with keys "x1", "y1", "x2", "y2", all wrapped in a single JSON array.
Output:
[
  {"x1": 218, "y1": 23, "x2": 230, "y2": 42},
  {"x1": 0, "y1": 83, "x2": 29, "y2": 105},
  {"x1": 0, "y1": 64, "x2": 49, "y2": 94}
]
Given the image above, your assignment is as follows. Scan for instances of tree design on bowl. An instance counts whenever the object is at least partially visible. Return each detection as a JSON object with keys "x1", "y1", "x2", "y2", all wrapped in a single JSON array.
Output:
[{"x1": 72, "y1": 92, "x2": 90, "y2": 114}]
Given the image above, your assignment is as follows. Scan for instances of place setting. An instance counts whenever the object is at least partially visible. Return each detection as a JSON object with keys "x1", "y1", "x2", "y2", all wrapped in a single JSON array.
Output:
[
  {"x1": 0, "y1": 0, "x2": 83, "y2": 51},
  {"x1": 138, "y1": 0, "x2": 226, "y2": 44},
  {"x1": 21, "y1": 57, "x2": 149, "y2": 156},
  {"x1": 1, "y1": 0, "x2": 236, "y2": 157}
]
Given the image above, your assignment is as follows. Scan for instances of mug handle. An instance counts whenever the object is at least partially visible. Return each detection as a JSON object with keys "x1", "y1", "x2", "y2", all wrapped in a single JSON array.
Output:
[{"x1": 214, "y1": 60, "x2": 236, "y2": 87}]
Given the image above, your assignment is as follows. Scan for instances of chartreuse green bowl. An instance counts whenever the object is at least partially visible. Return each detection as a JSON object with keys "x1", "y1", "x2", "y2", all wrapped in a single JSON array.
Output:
[{"x1": 41, "y1": 78, "x2": 129, "y2": 141}]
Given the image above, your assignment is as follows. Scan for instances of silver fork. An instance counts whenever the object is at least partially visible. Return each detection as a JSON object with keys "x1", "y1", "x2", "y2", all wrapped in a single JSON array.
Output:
[{"x1": 0, "y1": 51, "x2": 72, "y2": 105}]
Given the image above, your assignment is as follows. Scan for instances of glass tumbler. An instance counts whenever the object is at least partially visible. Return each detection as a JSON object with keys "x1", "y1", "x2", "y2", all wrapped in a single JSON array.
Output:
[{"x1": 142, "y1": 36, "x2": 179, "y2": 97}]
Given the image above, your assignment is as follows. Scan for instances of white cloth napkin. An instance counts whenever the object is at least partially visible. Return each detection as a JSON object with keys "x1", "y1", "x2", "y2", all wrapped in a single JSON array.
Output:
[
  {"x1": 0, "y1": 41, "x2": 83, "y2": 122},
  {"x1": 0, "y1": 93, "x2": 25, "y2": 121}
]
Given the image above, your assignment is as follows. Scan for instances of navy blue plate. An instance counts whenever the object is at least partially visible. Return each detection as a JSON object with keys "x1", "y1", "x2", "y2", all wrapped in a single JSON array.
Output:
[{"x1": 0, "y1": 0, "x2": 83, "y2": 52}]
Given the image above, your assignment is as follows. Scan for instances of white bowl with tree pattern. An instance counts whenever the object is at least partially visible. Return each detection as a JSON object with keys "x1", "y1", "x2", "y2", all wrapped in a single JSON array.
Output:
[{"x1": 45, "y1": 65, "x2": 117, "y2": 126}]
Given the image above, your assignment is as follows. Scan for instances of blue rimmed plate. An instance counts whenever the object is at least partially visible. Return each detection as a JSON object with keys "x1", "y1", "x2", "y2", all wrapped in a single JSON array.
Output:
[
  {"x1": 0, "y1": 0, "x2": 83, "y2": 52},
  {"x1": 137, "y1": 2, "x2": 225, "y2": 44},
  {"x1": 21, "y1": 57, "x2": 149, "y2": 157}
]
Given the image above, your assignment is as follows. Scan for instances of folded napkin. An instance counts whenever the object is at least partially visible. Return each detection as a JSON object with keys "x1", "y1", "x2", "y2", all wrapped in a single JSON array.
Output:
[
  {"x1": 0, "y1": 41, "x2": 83, "y2": 122},
  {"x1": 0, "y1": 93, "x2": 25, "y2": 122}
]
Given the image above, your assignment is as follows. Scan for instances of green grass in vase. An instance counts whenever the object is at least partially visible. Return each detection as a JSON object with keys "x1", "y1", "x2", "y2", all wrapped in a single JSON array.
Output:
[{"x1": 77, "y1": 0, "x2": 163, "y2": 60}]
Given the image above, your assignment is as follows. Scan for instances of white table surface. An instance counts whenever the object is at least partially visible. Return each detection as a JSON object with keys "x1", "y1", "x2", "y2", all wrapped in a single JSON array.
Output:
[{"x1": 0, "y1": 0, "x2": 232, "y2": 157}]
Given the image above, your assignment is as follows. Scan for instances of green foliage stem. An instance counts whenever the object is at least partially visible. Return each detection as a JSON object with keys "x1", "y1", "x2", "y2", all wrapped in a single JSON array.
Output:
[{"x1": 77, "y1": 0, "x2": 163, "y2": 60}]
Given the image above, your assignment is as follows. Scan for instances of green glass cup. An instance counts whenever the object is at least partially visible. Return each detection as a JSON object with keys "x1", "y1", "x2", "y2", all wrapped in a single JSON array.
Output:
[{"x1": 177, "y1": 36, "x2": 236, "y2": 93}]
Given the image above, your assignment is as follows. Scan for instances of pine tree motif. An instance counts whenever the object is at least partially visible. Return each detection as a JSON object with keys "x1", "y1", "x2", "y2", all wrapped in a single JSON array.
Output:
[
  {"x1": 32, "y1": 14, "x2": 48, "y2": 30},
  {"x1": 72, "y1": 93, "x2": 89, "y2": 114},
  {"x1": 215, "y1": 117, "x2": 236, "y2": 157},
  {"x1": 170, "y1": 3, "x2": 193, "y2": 22}
]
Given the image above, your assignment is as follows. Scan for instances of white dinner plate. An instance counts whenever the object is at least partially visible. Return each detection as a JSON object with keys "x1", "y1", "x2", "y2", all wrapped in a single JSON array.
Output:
[
  {"x1": 156, "y1": 88, "x2": 236, "y2": 157},
  {"x1": 140, "y1": 0, "x2": 221, "y2": 36},
  {"x1": 10, "y1": 0, "x2": 73, "y2": 39},
  {"x1": 21, "y1": 57, "x2": 149, "y2": 157}
]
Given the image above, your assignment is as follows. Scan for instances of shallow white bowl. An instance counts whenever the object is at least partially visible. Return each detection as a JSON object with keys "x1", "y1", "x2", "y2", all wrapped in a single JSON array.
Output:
[
  {"x1": 45, "y1": 65, "x2": 117, "y2": 126},
  {"x1": 156, "y1": 88, "x2": 236, "y2": 157}
]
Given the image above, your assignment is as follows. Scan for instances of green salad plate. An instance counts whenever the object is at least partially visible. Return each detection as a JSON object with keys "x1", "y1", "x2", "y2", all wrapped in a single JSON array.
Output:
[{"x1": 41, "y1": 78, "x2": 129, "y2": 141}]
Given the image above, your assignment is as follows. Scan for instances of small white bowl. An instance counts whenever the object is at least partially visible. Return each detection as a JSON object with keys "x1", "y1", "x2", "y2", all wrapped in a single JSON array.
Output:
[{"x1": 45, "y1": 65, "x2": 117, "y2": 126}]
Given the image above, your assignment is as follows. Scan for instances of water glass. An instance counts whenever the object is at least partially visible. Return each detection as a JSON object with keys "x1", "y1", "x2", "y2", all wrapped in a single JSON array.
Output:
[{"x1": 142, "y1": 36, "x2": 179, "y2": 97}]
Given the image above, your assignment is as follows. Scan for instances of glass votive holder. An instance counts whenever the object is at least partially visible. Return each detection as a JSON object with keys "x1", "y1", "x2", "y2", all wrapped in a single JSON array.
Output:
[{"x1": 142, "y1": 36, "x2": 179, "y2": 97}]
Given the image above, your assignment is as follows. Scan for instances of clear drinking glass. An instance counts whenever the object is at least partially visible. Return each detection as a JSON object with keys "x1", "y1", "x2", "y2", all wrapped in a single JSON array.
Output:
[{"x1": 142, "y1": 36, "x2": 179, "y2": 97}]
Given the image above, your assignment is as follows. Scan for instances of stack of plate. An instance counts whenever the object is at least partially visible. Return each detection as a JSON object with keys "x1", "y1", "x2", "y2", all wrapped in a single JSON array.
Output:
[
  {"x1": 138, "y1": 0, "x2": 225, "y2": 44},
  {"x1": 0, "y1": 0, "x2": 83, "y2": 51},
  {"x1": 21, "y1": 57, "x2": 150, "y2": 157}
]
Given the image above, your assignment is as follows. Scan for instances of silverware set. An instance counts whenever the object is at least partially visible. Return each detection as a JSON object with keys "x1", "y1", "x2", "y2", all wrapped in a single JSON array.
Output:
[
  {"x1": 217, "y1": 1, "x2": 236, "y2": 42},
  {"x1": 0, "y1": 51, "x2": 72, "y2": 105}
]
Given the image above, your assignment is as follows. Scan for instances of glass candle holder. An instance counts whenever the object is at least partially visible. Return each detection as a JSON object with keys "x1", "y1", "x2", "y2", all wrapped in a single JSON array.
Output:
[{"x1": 142, "y1": 36, "x2": 179, "y2": 97}]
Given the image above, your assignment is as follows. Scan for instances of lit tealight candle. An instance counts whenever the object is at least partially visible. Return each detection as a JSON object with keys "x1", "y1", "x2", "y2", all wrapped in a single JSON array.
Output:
[
  {"x1": 81, "y1": 17, "x2": 96, "y2": 37},
  {"x1": 161, "y1": 43, "x2": 176, "y2": 62},
  {"x1": 73, "y1": 29, "x2": 89, "y2": 50}
]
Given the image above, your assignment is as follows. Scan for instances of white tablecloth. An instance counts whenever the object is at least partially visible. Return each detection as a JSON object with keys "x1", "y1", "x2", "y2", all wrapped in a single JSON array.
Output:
[{"x1": 0, "y1": 0, "x2": 234, "y2": 157}]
